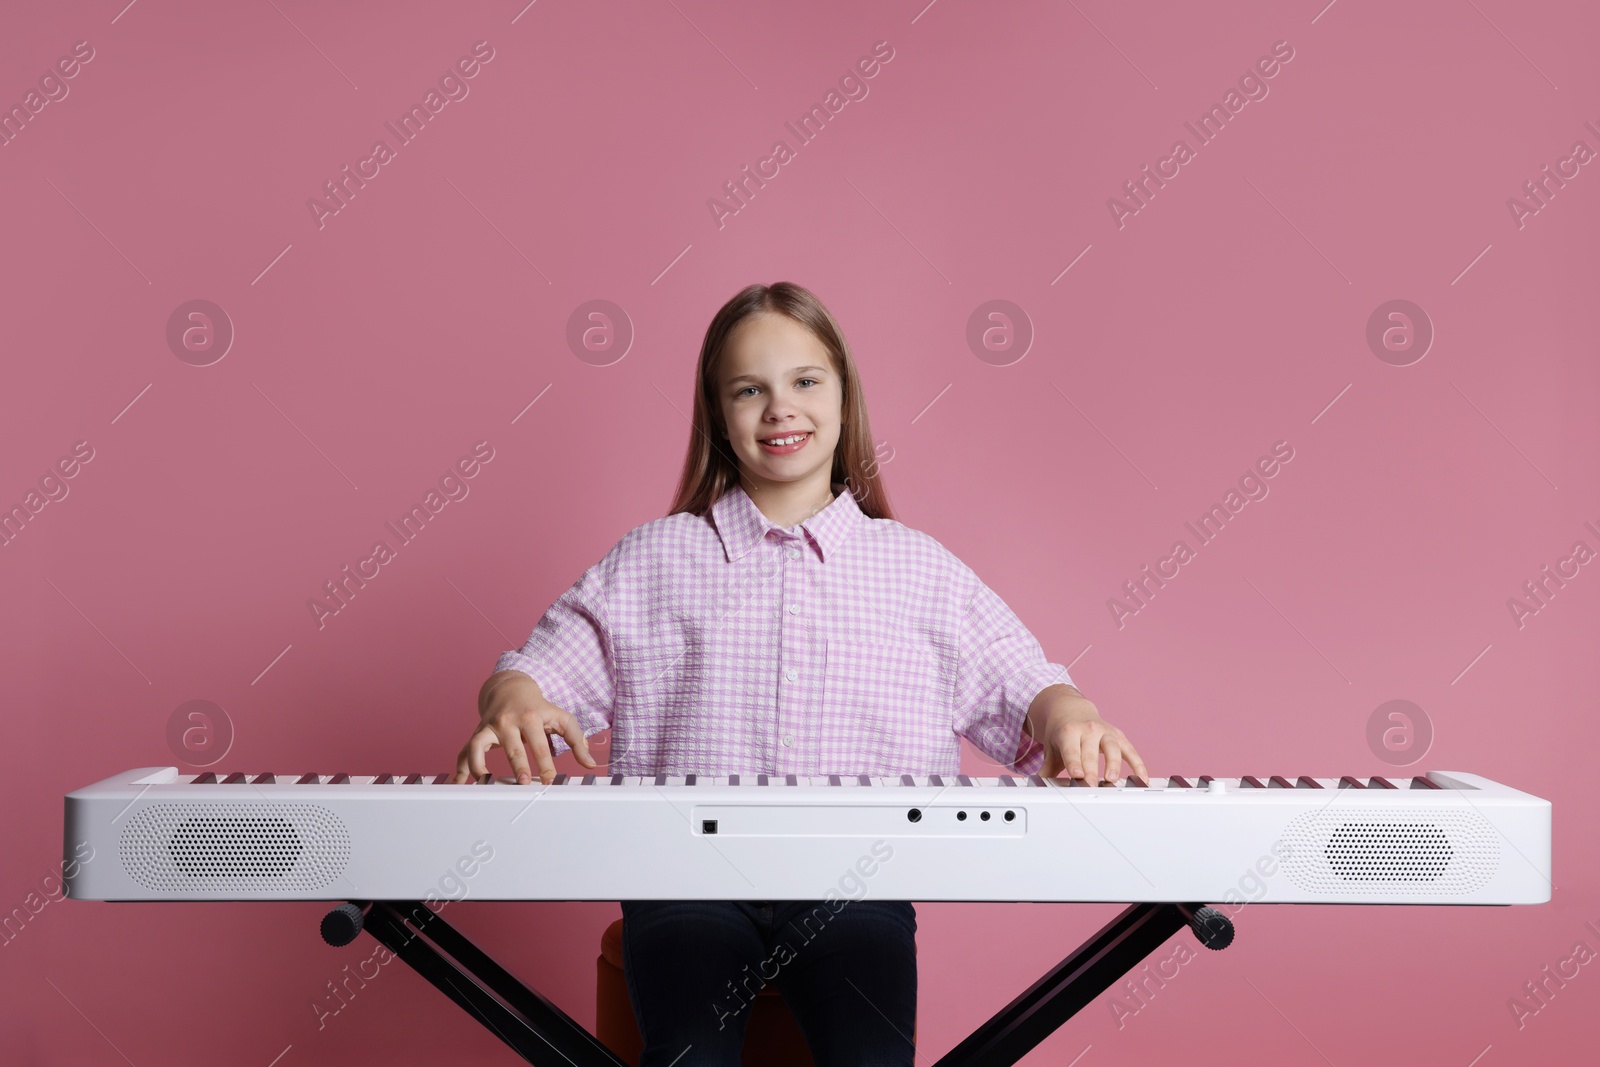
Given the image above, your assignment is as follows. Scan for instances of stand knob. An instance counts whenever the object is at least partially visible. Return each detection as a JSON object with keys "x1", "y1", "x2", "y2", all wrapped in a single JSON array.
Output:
[
  {"x1": 321, "y1": 902, "x2": 369, "y2": 946},
  {"x1": 1181, "y1": 905, "x2": 1234, "y2": 950}
]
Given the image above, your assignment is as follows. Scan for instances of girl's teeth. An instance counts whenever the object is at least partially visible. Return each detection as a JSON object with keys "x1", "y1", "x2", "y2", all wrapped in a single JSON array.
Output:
[{"x1": 764, "y1": 433, "x2": 807, "y2": 445}]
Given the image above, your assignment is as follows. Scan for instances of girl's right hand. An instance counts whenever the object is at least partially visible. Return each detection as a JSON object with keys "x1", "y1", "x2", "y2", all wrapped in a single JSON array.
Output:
[{"x1": 450, "y1": 670, "x2": 598, "y2": 785}]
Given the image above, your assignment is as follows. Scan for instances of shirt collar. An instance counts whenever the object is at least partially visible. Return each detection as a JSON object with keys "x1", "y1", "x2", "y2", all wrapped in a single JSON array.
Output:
[{"x1": 711, "y1": 482, "x2": 865, "y2": 564}]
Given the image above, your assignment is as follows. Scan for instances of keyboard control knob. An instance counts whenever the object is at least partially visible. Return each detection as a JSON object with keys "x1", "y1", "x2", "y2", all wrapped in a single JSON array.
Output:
[{"x1": 1207, "y1": 779, "x2": 1226, "y2": 794}]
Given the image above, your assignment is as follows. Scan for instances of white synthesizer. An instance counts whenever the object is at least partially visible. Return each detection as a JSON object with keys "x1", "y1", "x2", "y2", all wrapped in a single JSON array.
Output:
[{"x1": 64, "y1": 767, "x2": 1551, "y2": 905}]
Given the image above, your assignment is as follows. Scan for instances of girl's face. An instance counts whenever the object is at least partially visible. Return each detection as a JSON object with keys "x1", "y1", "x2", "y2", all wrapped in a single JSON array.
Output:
[{"x1": 717, "y1": 313, "x2": 843, "y2": 491}]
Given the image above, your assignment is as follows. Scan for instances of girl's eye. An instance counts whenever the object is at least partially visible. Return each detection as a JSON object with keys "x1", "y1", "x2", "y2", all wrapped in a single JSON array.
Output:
[
  {"x1": 736, "y1": 386, "x2": 758, "y2": 398},
  {"x1": 797, "y1": 377, "x2": 818, "y2": 387}
]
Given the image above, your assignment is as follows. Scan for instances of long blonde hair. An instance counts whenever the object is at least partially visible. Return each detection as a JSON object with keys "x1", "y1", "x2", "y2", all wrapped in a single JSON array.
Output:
[{"x1": 668, "y1": 282, "x2": 894, "y2": 521}]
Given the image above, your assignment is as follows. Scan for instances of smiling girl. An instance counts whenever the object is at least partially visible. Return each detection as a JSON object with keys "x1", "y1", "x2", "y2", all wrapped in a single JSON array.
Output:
[{"x1": 452, "y1": 282, "x2": 1146, "y2": 1066}]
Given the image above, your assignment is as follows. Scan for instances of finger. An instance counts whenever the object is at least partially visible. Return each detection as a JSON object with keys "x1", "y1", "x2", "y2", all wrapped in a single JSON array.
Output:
[
  {"x1": 1104, "y1": 735, "x2": 1123, "y2": 783},
  {"x1": 1078, "y1": 726, "x2": 1104, "y2": 788},
  {"x1": 1121, "y1": 739, "x2": 1149, "y2": 783},
  {"x1": 523, "y1": 721, "x2": 557, "y2": 784},
  {"x1": 496, "y1": 720, "x2": 533, "y2": 785},
  {"x1": 1059, "y1": 724, "x2": 1087, "y2": 782},
  {"x1": 1039, "y1": 741, "x2": 1062, "y2": 780},
  {"x1": 465, "y1": 725, "x2": 498, "y2": 780},
  {"x1": 560, "y1": 712, "x2": 596, "y2": 768},
  {"x1": 452, "y1": 745, "x2": 474, "y2": 784}
]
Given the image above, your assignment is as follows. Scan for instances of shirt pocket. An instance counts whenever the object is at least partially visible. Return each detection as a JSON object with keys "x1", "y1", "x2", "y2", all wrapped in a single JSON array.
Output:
[
  {"x1": 820, "y1": 636, "x2": 953, "y2": 773},
  {"x1": 610, "y1": 634, "x2": 701, "y2": 772}
]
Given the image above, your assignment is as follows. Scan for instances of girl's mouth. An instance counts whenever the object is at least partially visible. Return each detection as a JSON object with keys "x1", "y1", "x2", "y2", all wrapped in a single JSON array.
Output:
[{"x1": 758, "y1": 431, "x2": 811, "y2": 455}]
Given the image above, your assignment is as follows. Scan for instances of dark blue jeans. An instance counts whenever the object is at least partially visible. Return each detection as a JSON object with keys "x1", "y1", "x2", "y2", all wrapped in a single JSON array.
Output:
[{"x1": 620, "y1": 899, "x2": 917, "y2": 1067}]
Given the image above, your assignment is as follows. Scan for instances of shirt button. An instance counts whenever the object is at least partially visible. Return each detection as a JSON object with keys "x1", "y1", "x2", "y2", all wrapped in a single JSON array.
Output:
[
  {"x1": 788, "y1": 548, "x2": 801, "y2": 560},
  {"x1": 781, "y1": 735, "x2": 794, "y2": 747},
  {"x1": 787, "y1": 603, "x2": 800, "y2": 615},
  {"x1": 784, "y1": 668, "x2": 798, "y2": 681}
]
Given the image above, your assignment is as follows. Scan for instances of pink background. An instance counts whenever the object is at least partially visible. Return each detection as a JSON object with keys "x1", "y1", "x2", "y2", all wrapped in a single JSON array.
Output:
[{"x1": 3, "y1": 0, "x2": 1596, "y2": 1063}]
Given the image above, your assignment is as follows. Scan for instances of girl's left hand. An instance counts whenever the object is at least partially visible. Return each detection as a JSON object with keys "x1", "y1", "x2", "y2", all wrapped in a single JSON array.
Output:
[{"x1": 1030, "y1": 690, "x2": 1148, "y2": 787}]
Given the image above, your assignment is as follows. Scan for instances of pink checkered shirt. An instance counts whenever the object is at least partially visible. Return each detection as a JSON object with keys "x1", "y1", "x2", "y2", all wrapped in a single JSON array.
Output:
[{"x1": 494, "y1": 483, "x2": 1071, "y2": 777}]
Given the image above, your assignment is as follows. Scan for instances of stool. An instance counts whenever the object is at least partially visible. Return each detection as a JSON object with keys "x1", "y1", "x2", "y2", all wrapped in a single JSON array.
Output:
[{"x1": 595, "y1": 917, "x2": 814, "y2": 1066}]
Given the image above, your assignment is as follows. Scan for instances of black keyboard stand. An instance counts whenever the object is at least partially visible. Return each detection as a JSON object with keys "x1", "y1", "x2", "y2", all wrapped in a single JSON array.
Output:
[{"x1": 320, "y1": 899, "x2": 1234, "y2": 1067}]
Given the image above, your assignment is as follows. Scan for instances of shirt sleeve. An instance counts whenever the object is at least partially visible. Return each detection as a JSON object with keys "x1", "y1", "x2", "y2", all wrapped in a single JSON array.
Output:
[
  {"x1": 493, "y1": 553, "x2": 617, "y2": 758},
  {"x1": 952, "y1": 571, "x2": 1074, "y2": 775}
]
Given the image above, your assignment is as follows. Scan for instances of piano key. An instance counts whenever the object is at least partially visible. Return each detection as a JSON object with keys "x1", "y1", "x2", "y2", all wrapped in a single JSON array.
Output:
[
  {"x1": 958, "y1": 775, "x2": 973, "y2": 787},
  {"x1": 1369, "y1": 776, "x2": 1397, "y2": 789},
  {"x1": 900, "y1": 774, "x2": 915, "y2": 787},
  {"x1": 1127, "y1": 776, "x2": 1148, "y2": 788},
  {"x1": 1027, "y1": 775, "x2": 1046, "y2": 787},
  {"x1": 1268, "y1": 776, "x2": 1293, "y2": 789},
  {"x1": 858, "y1": 775, "x2": 872, "y2": 787},
  {"x1": 729, "y1": 774, "x2": 740, "y2": 786},
  {"x1": 374, "y1": 774, "x2": 396, "y2": 785},
  {"x1": 328, "y1": 773, "x2": 351, "y2": 785},
  {"x1": 653, "y1": 775, "x2": 667, "y2": 786},
  {"x1": 192, "y1": 772, "x2": 218, "y2": 784},
  {"x1": 828, "y1": 774, "x2": 841, "y2": 786},
  {"x1": 1338, "y1": 775, "x2": 1365, "y2": 788},
  {"x1": 222, "y1": 772, "x2": 248, "y2": 784},
  {"x1": 1198, "y1": 775, "x2": 1215, "y2": 785},
  {"x1": 999, "y1": 775, "x2": 1016, "y2": 786},
  {"x1": 786, "y1": 774, "x2": 798, "y2": 786},
  {"x1": 610, "y1": 774, "x2": 624, "y2": 785},
  {"x1": 1295, "y1": 776, "x2": 1322, "y2": 789},
  {"x1": 1410, "y1": 775, "x2": 1439, "y2": 789},
  {"x1": 251, "y1": 773, "x2": 276, "y2": 785},
  {"x1": 297, "y1": 773, "x2": 320, "y2": 785},
  {"x1": 684, "y1": 774, "x2": 697, "y2": 786},
  {"x1": 1167, "y1": 776, "x2": 1191, "y2": 788},
  {"x1": 552, "y1": 774, "x2": 569, "y2": 785},
  {"x1": 758, "y1": 774, "x2": 770, "y2": 786},
  {"x1": 582, "y1": 775, "x2": 597, "y2": 785},
  {"x1": 403, "y1": 774, "x2": 424, "y2": 785},
  {"x1": 928, "y1": 775, "x2": 945, "y2": 787},
  {"x1": 1240, "y1": 776, "x2": 1266, "y2": 789}
]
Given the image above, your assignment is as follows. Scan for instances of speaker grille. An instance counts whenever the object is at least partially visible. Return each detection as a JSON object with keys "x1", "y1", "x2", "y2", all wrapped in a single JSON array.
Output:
[
  {"x1": 120, "y1": 803, "x2": 350, "y2": 891},
  {"x1": 1279, "y1": 807, "x2": 1498, "y2": 895}
]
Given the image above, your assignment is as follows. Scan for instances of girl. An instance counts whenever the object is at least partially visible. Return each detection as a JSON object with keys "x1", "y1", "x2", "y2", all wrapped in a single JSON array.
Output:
[{"x1": 451, "y1": 282, "x2": 1147, "y2": 1067}]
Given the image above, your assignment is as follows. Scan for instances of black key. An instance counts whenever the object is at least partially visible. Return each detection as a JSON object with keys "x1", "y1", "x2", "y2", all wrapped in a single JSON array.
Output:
[
  {"x1": 958, "y1": 775, "x2": 974, "y2": 787},
  {"x1": 582, "y1": 775, "x2": 597, "y2": 785},
  {"x1": 403, "y1": 774, "x2": 424, "y2": 785},
  {"x1": 1168, "y1": 776, "x2": 1191, "y2": 788},
  {"x1": 251, "y1": 773, "x2": 276, "y2": 785},
  {"x1": 1198, "y1": 775, "x2": 1215, "y2": 785},
  {"x1": 684, "y1": 774, "x2": 697, "y2": 786},
  {"x1": 928, "y1": 775, "x2": 945, "y2": 787},
  {"x1": 758, "y1": 774, "x2": 770, "y2": 786},
  {"x1": 193, "y1": 772, "x2": 218, "y2": 784},
  {"x1": 1295, "y1": 776, "x2": 1322, "y2": 788},
  {"x1": 999, "y1": 775, "x2": 1016, "y2": 787},
  {"x1": 1369, "y1": 776, "x2": 1397, "y2": 789},
  {"x1": 1410, "y1": 775, "x2": 1439, "y2": 789},
  {"x1": 297, "y1": 773, "x2": 320, "y2": 785},
  {"x1": 610, "y1": 774, "x2": 624, "y2": 785},
  {"x1": 222, "y1": 772, "x2": 248, "y2": 784},
  {"x1": 1127, "y1": 776, "x2": 1148, "y2": 788},
  {"x1": 1027, "y1": 775, "x2": 1046, "y2": 787},
  {"x1": 728, "y1": 774, "x2": 740, "y2": 786},
  {"x1": 553, "y1": 773, "x2": 569, "y2": 785},
  {"x1": 1240, "y1": 776, "x2": 1266, "y2": 789},
  {"x1": 858, "y1": 775, "x2": 871, "y2": 786},
  {"x1": 828, "y1": 774, "x2": 841, "y2": 786},
  {"x1": 900, "y1": 774, "x2": 915, "y2": 787},
  {"x1": 328, "y1": 773, "x2": 351, "y2": 785},
  {"x1": 785, "y1": 774, "x2": 797, "y2": 786},
  {"x1": 1268, "y1": 776, "x2": 1293, "y2": 789},
  {"x1": 432, "y1": 773, "x2": 452, "y2": 785},
  {"x1": 654, "y1": 775, "x2": 667, "y2": 786},
  {"x1": 1338, "y1": 775, "x2": 1365, "y2": 789},
  {"x1": 374, "y1": 774, "x2": 396, "y2": 785}
]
